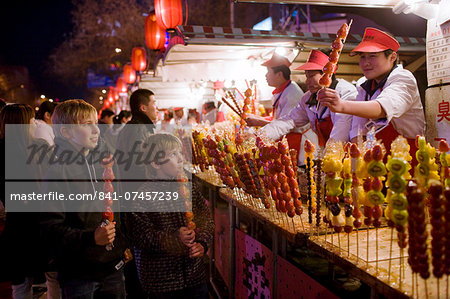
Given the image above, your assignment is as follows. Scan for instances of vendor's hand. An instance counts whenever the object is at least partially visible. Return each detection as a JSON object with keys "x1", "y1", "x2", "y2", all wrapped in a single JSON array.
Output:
[
  {"x1": 179, "y1": 227, "x2": 195, "y2": 246},
  {"x1": 188, "y1": 242, "x2": 205, "y2": 258},
  {"x1": 245, "y1": 114, "x2": 270, "y2": 127},
  {"x1": 95, "y1": 222, "x2": 116, "y2": 246},
  {"x1": 317, "y1": 88, "x2": 344, "y2": 113}
]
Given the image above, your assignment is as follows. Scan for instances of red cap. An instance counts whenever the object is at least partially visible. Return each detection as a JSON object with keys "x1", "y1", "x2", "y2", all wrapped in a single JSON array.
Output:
[
  {"x1": 173, "y1": 107, "x2": 183, "y2": 111},
  {"x1": 261, "y1": 53, "x2": 291, "y2": 68},
  {"x1": 295, "y1": 50, "x2": 329, "y2": 70},
  {"x1": 350, "y1": 27, "x2": 400, "y2": 56}
]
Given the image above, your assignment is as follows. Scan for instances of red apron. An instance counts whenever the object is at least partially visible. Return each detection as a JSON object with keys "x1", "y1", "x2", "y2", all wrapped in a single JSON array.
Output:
[
  {"x1": 286, "y1": 132, "x2": 303, "y2": 164},
  {"x1": 315, "y1": 116, "x2": 333, "y2": 147},
  {"x1": 376, "y1": 123, "x2": 418, "y2": 168}
]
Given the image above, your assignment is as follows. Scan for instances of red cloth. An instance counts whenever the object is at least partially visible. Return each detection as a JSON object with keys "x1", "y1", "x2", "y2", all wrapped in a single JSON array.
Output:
[
  {"x1": 272, "y1": 80, "x2": 291, "y2": 95},
  {"x1": 286, "y1": 132, "x2": 303, "y2": 163},
  {"x1": 315, "y1": 116, "x2": 333, "y2": 147},
  {"x1": 376, "y1": 123, "x2": 418, "y2": 169}
]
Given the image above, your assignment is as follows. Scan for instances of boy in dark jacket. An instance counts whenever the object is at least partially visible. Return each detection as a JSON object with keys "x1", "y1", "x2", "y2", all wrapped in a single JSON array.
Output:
[
  {"x1": 40, "y1": 100, "x2": 128, "y2": 298},
  {"x1": 123, "y1": 133, "x2": 214, "y2": 298}
]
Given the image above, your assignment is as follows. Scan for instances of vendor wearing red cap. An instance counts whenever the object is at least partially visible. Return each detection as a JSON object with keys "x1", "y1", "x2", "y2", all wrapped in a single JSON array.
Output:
[
  {"x1": 318, "y1": 27, "x2": 425, "y2": 154},
  {"x1": 246, "y1": 53, "x2": 304, "y2": 126},
  {"x1": 246, "y1": 52, "x2": 305, "y2": 162},
  {"x1": 260, "y1": 50, "x2": 357, "y2": 163}
]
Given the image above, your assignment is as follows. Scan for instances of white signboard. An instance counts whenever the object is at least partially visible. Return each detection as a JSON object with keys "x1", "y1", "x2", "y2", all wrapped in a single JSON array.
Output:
[
  {"x1": 426, "y1": 19, "x2": 450, "y2": 86},
  {"x1": 425, "y1": 85, "x2": 450, "y2": 147}
]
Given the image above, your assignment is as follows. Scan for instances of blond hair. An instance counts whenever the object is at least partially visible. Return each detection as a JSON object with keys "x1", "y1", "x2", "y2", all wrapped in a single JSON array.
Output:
[
  {"x1": 143, "y1": 133, "x2": 182, "y2": 178},
  {"x1": 52, "y1": 99, "x2": 97, "y2": 138}
]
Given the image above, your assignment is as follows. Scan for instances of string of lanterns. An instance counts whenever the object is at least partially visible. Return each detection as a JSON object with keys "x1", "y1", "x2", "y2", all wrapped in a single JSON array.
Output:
[{"x1": 100, "y1": 0, "x2": 184, "y2": 111}]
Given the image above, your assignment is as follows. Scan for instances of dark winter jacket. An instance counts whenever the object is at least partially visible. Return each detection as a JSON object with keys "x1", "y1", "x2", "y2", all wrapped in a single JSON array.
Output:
[
  {"x1": 116, "y1": 111, "x2": 154, "y2": 182},
  {"x1": 0, "y1": 137, "x2": 51, "y2": 283},
  {"x1": 123, "y1": 181, "x2": 214, "y2": 293},
  {"x1": 39, "y1": 136, "x2": 128, "y2": 283}
]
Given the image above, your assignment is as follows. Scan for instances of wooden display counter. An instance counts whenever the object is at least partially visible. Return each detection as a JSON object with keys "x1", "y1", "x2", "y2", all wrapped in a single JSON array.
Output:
[{"x1": 194, "y1": 170, "x2": 442, "y2": 299}]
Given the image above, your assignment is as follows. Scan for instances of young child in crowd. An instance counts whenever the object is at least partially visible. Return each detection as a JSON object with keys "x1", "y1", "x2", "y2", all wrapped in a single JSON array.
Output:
[{"x1": 123, "y1": 133, "x2": 214, "y2": 298}]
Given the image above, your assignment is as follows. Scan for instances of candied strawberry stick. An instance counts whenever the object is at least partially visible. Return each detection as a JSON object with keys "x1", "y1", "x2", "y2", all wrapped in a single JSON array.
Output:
[
  {"x1": 101, "y1": 155, "x2": 115, "y2": 251},
  {"x1": 319, "y1": 20, "x2": 352, "y2": 88}
]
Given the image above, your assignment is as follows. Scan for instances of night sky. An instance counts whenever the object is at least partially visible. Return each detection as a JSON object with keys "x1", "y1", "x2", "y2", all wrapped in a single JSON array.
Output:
[{"x1": 0, "y1": 0, "x2": 73, "y2": 100}]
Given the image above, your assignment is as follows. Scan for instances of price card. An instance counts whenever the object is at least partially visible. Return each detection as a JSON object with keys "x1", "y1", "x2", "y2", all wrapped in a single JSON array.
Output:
[{"x1": 426, "y1": 19, "x2": 450, "y2": 86}]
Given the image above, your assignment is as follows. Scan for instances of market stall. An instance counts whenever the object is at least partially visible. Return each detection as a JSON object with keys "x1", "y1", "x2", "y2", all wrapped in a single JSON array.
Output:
[{"x1": 138, "y1": 14, "x2": 441, "y2": 297}]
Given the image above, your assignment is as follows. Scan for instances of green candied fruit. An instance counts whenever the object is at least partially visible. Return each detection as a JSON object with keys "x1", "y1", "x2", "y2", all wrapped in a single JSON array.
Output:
[
  {"x1": 326, "y1": 177, "x2": 343, "y2": 197},
  {"x1": 368, "y1": 161, "x2": 387, "y2": 177},
  {"x1": 417, "y1": 163, "x2": 430, "y2": 177},
  {"x1": 368, "y1": 190, "x2": 385, "y2": 205},
  {"x1": 392, "y1": 209, "x2": 408, "y2": 226},
  {"x1": 416, "y1": 150, "x2": 429, "y2": 164},
  {"x1": 441, "y1": 153, "x2": 448, "y2": 167},
  {"x1": 388, "y1": 175, "x2": 406, "y2": 193},
  {"x1": 390, "y1": 193, "x2": 407, "y2": 210},
  {"x1": 217, "y1": 141, "x2": 224, "y2": 151},
  {"x1": 387, "y1": 158, "x2": 407, "y2": 175},
  {"x1": 417, "y1": 136, "x2": 426, "y2": 149},
  {"x1": 342, "y1": 178, "x2": 352, "y2": 198}
]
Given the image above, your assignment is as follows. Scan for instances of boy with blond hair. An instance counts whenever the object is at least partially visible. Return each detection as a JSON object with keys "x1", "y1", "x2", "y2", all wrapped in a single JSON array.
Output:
[{"x1": 40, "y1": 100, "x2": 128, "y2": 299}]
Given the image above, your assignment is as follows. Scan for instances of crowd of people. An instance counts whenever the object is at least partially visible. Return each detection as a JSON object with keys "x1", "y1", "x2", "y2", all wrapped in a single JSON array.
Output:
[{"x1": 0, "y1": 90, "x2": 214, "y2": 299}]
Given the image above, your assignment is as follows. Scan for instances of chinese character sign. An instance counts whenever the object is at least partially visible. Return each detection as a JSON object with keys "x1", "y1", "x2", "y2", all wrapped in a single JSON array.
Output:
[{"x1": 425, "y1": 85, "x2": 450, "y2": 147}]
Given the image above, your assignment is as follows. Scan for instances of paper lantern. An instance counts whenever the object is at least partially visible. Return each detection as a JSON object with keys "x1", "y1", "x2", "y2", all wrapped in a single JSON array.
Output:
[
  {"x1": 107, "y1": 88, "x2": 115, "y2": 103},
  {"x1": 116, "y1": 78, "x2": 127, "y2": 93},
  {"x1": 131, "y1": 47, "x2": 147, "y2": 72},
  {"x1": 123, "y1": 64, "x2": 136, "y2": 84},
  {"x1": 154, "y1": 0, "x2": 183, "y2": 31},
  {"x1": 145, "y1": 14, "x2": 166, "y2": 50}
]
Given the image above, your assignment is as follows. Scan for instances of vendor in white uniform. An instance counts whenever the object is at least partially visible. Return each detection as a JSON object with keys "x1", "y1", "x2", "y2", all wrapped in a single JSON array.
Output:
[
  {"x1": 317, "y1": 27, "x2": 425, "y2": 158},
  {"x1": 246, "y1": 53, "x2": 307, "y2": 163},
  {"x1": 260, "y1": 50, "x2": 357, "y2": 153}
]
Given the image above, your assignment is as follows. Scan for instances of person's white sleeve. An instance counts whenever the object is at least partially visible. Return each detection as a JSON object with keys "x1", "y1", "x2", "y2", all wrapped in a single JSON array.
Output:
[
  {"x1": 330, "y1": 80, "x2": 358, "y2": 142},
  {"x1": 349, "y1": 87, "x2": 367, "y2": 140},
  {"x1": 261, "y1": 103, "x2": 309, "y2": 140},
  {"x1": 260, "y1": 119, "x2": 295, "y2": 140},
  {"x1": 375, "y1": 72, "x2": 418, "y2": 122}
]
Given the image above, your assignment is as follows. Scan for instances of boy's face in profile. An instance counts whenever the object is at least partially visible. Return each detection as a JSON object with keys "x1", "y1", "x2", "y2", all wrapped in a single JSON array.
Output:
[
  {"x1": 64, "y1": 114, "x2": 99, "y2": 153},
  {"x1": 155, "y1": 146, "x2": 184, "y2": 179}
]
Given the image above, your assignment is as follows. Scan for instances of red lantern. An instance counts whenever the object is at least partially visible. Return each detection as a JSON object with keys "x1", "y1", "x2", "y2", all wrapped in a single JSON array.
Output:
[
  {"x1": 154, "y1": 0, "x2": 183, "y2": 31},
  {"x1": 116, "y1": 78, "x2": 127, "y2": 93},
  {"x1": 123, "y1": 64, "x2": 136, "y2": 84},
  {"x1": 107, "y1": 87, "x2": 115, "y2": 103},
  {"x1": 131, "y1": 47, "x2": 147, "y2": 72},
  {"x1": 145, "y1": 14, "x2": 166, "y2": 50}
]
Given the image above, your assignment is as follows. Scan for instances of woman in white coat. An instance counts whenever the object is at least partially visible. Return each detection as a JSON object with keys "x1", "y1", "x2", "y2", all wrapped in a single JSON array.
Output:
[{"x1": 318, "y1": 27, "x2": 425, "y2": 157}]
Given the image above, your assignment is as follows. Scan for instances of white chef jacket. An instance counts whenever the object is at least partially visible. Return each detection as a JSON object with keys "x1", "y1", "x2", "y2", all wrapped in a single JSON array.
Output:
[
  {"x1": 272, "y1": 81, "x2": 304, "y2": 119},
  {"x1": 350, "y1": 65, "x2": 425, "y2": 140},
  {"x1": 262, "y1": 79, "x2": 357, "y2": 142}
]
